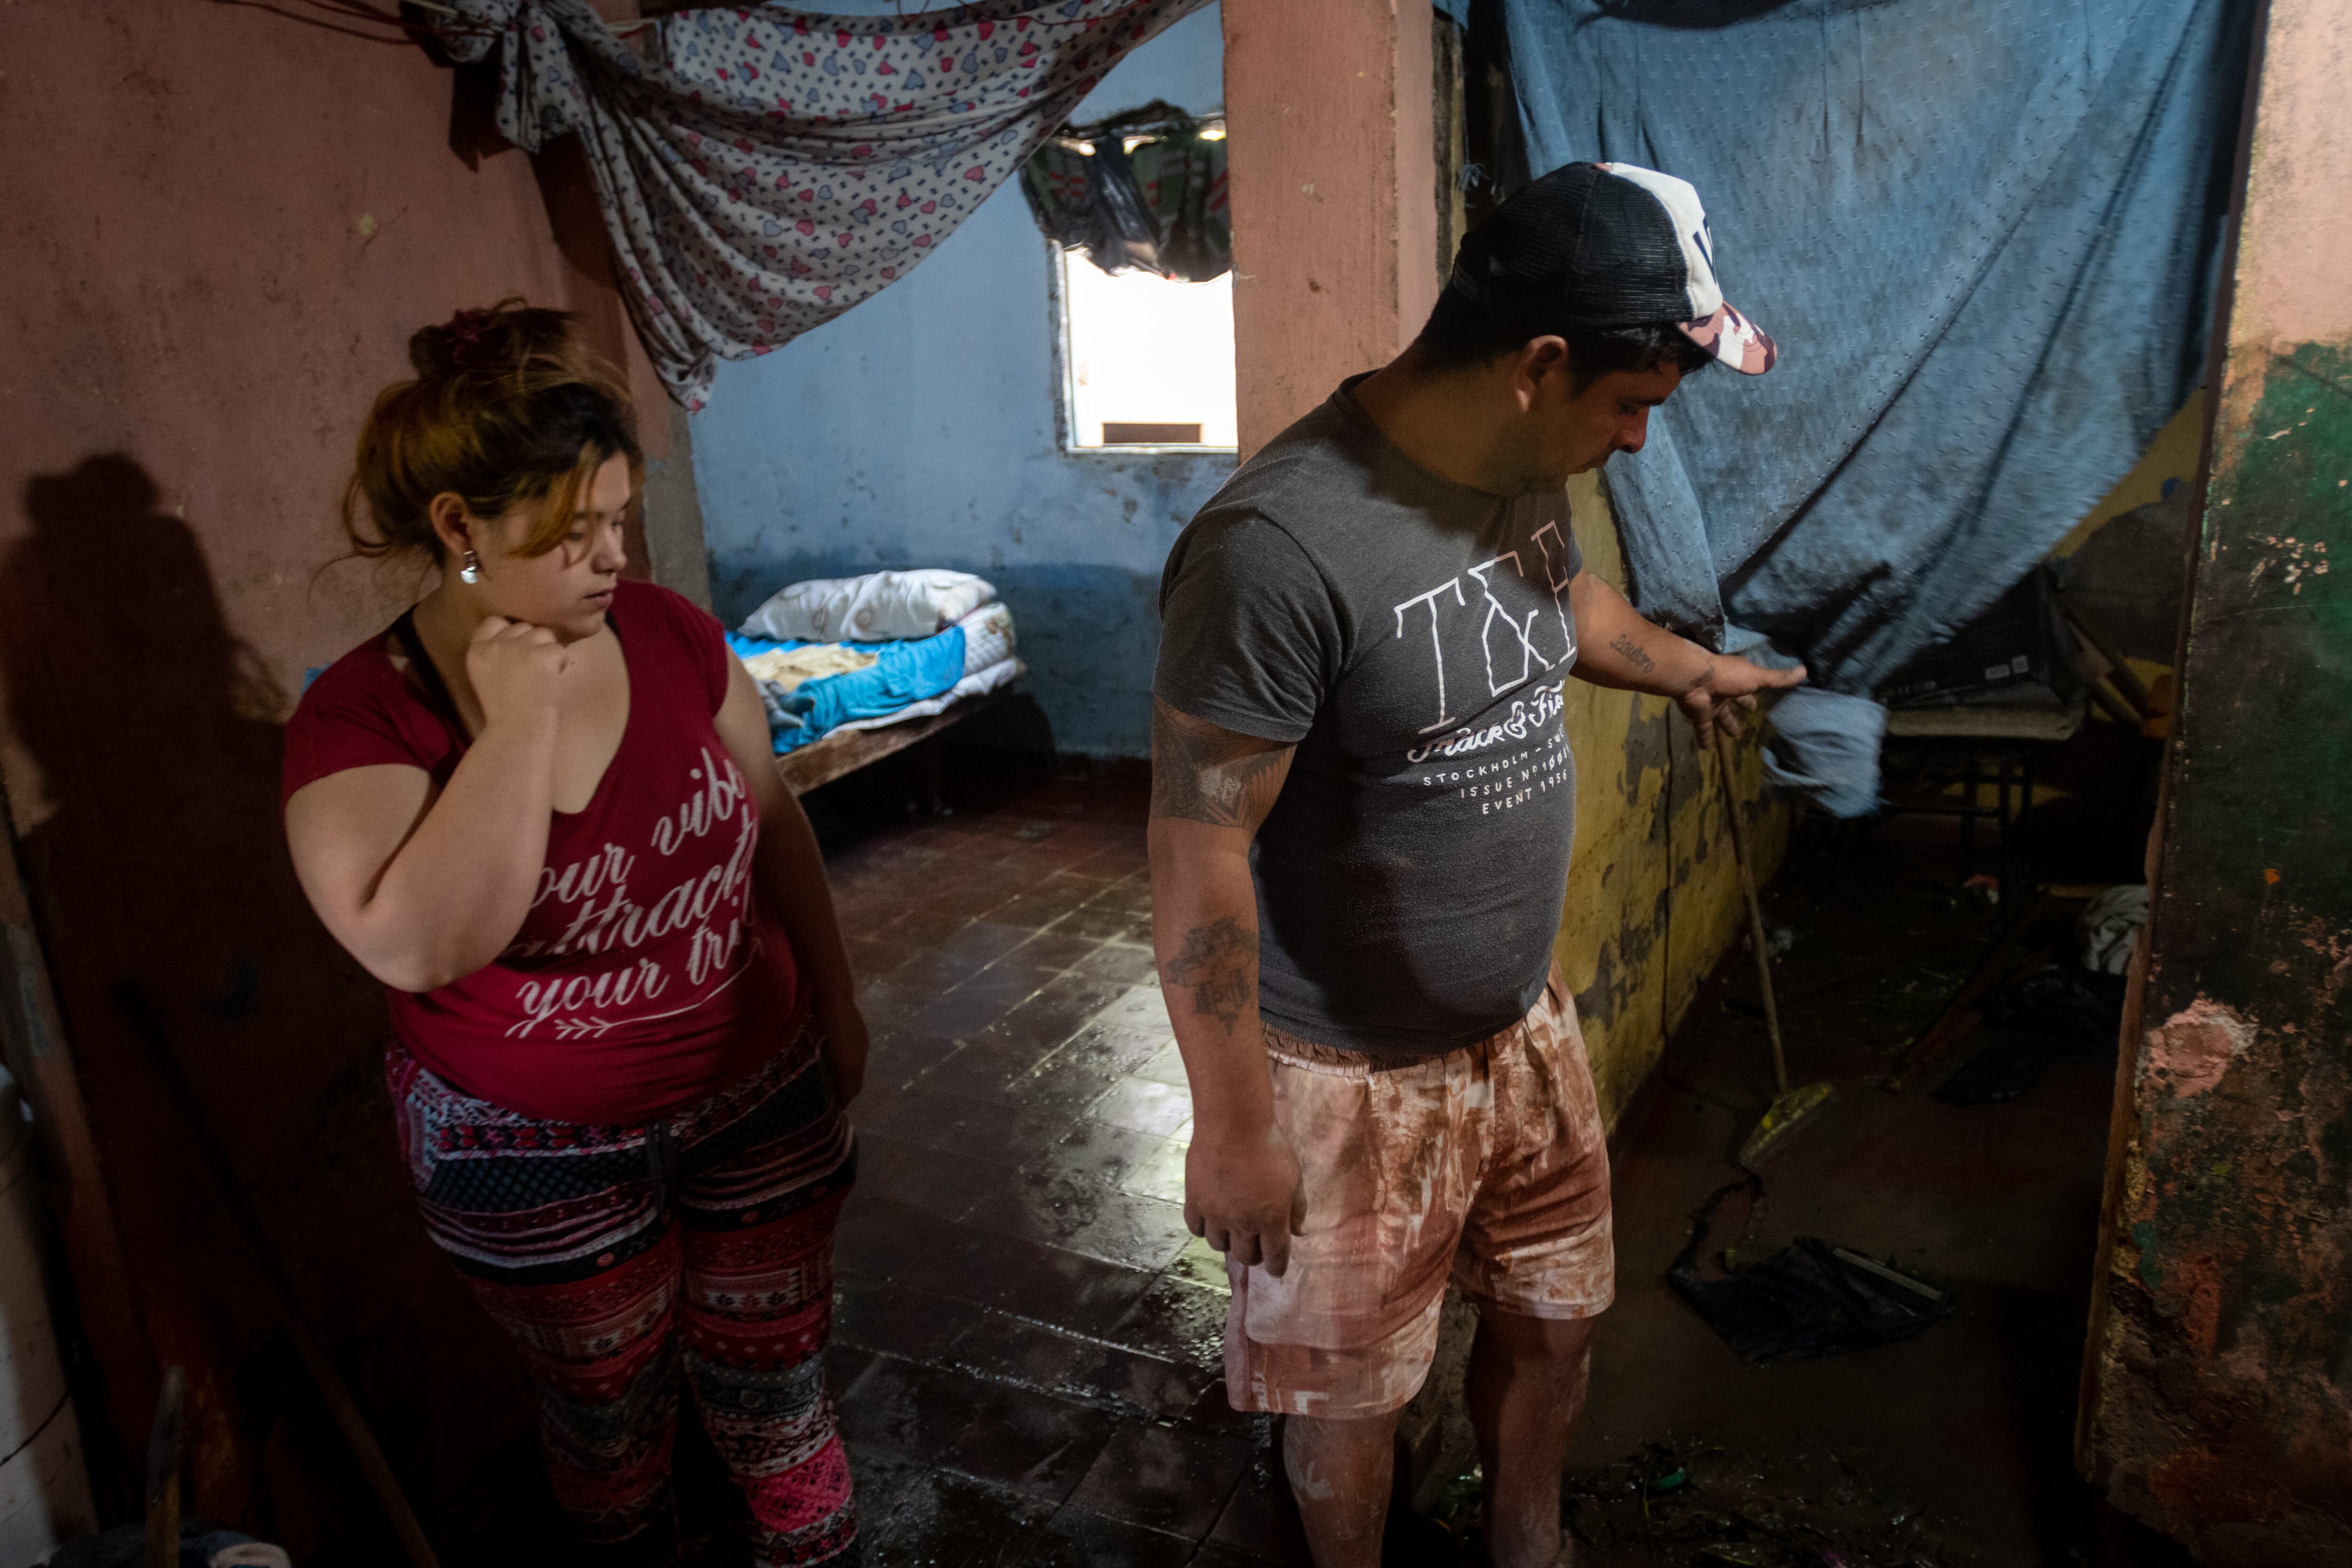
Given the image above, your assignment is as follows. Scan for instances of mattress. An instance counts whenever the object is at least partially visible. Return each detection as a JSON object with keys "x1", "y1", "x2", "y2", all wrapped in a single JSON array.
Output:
[{"x1": 727, "y1": 601, "x2": 1023, "y2": 754}]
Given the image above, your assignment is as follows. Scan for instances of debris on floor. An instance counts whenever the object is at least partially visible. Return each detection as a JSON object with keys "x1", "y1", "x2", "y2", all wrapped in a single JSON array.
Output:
[
  {"x1": 1934, "y1": 962, "x2": 2124, "y2": 1105},
  {"x1": 1555, "y1": 1440, "x2": 1955, "y2": 1568},
  {"x1": 1668, "y1": 1179, "x2": 1955, "y2": 1367},
  {"x1": 1977, "y1": 963, "x2": 2125, "y2": 1045},
  {"x1": 1930, "y1": 1034, "x2": 2052, "y2": 1106},
  {"x1": 1572, "y1": 816, "x2": 2175, "y2": 1566}
]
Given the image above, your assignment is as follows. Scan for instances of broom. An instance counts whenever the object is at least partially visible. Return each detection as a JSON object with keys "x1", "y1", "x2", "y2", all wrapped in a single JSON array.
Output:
[{"x1": 1712, "y1": 726, "x2": 1836, "y2": 1167}]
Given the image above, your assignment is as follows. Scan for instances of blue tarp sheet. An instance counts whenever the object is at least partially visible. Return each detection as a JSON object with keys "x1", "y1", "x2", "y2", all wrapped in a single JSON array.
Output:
[
  {"x1": 1486, "y1": 0, "x2": 2247, "y2": 813},
  {"x1": 727, "y1": 627, "x2": 968, "y2": 754}
]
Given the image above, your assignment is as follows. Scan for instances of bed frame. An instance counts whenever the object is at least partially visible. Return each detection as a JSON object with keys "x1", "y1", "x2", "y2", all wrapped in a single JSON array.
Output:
[{"x1": 773, "y1": 688, "x2": 1006, "y2": 797}]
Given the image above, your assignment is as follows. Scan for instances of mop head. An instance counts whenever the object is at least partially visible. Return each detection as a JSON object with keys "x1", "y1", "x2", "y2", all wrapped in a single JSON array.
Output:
[{"x1": 1738, "y1": 1081, "x2": 1836, "y2": 1169}]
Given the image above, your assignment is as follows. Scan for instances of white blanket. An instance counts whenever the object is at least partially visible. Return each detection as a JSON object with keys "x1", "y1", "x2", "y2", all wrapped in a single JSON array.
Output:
[{"x1": 740, "y1": 569, "x2": 997, "y2": 644}]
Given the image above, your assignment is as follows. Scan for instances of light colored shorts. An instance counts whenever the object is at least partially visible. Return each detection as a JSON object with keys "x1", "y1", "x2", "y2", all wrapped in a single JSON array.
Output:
[{"x1": 1225, "y1": 977, "x2": 1614, "y2": 1420}]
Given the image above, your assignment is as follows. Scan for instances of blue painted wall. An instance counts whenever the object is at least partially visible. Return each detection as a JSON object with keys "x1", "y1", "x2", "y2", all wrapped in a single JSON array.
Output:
[{"x1": 690, "y1": 3, "x2": 1231, "y2": 759}]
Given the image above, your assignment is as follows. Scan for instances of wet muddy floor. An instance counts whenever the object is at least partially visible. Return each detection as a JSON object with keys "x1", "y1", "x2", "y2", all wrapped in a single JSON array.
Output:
[{"x1": 457, "y1": 763, "x2": 2190, "y2": 1566}]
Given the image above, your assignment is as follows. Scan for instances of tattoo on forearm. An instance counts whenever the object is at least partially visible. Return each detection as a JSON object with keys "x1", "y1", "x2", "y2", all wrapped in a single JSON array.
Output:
[
  {"x1": 1609, "y1": 633, "x2": 1657, "y2": 675},
  {"x1": 1164, "y1": 916, "x2": 1257, "y2": 1029},
  {"x1": 1151, "y1": 703, "x2": 1293, "y2": 828}
]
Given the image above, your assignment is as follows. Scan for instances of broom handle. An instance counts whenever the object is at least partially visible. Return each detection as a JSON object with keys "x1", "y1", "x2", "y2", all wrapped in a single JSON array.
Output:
[
  {"x1": 144, "y1": 1367, "x2": 182, "y2": 1568},
  {"x1": 1714, "y1": 726, "x2": 1790, "y2": 1098}
]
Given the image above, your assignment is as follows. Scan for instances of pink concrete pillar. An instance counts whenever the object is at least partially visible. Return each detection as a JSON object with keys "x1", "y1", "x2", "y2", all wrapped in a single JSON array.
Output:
[{"x1": 1222, "y1": 0, "x2": 1439, "y2": 457}]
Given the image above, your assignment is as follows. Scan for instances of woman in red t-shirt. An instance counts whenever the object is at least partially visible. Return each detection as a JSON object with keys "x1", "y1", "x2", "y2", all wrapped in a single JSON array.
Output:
[{"x1": 283, "y1": 303, "x2": 865, "y2": 1566}]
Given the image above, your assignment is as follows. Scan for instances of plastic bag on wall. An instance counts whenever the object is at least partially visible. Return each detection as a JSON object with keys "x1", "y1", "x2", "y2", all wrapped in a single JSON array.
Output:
[{"x1": 1023, "y1": 110, "x2": 1230, "y2": 281}]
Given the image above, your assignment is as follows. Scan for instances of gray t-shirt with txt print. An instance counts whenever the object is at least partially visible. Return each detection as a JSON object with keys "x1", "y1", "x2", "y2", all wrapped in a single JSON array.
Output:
[{"x1": 1155, "y1": 378, "x2": 1582, "y2": 1059}]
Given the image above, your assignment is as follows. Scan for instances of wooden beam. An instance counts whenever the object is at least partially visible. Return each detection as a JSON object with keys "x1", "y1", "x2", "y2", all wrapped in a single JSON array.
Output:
[
  {"x1": 774, "y1": 692, "x2": 1002, "y2": 797},
  {"x1": 0, "y1": 797, "x2": 152, "y2": 1494},
  {"x1": 1222, "y1": 0, "x2": 1440, "y2": 455}
]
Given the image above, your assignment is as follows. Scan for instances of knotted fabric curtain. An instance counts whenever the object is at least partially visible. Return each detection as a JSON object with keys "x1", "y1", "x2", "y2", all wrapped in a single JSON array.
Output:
[{"x1": 438, "y1": 0, "x2": 1209, "y2": 408}]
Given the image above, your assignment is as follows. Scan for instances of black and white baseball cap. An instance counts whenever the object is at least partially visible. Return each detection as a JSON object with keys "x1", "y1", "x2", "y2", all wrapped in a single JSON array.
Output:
[{"x1": 1446, "y1": 161, "x2": 1777, "y2": 375}]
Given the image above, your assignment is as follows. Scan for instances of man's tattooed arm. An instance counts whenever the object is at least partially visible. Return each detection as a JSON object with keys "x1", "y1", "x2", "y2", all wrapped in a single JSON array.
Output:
[
  {"x1": 1150, "y1": 699, "x2": 1295, "y2": 831},
  {"x1": 1607, "y1": 632, "x2": 1657, "y2": 675},
  {"x1": 1148, "y1": 700, "x2": 1293, "y2": 1048},
  {"x1": 1164, "y1": 915, "x2": 1256, "y2": 1031},
  {"x1": 1146, "y1": 701, "x2": 1307, "y2": 1265},
  {"x1": 1567, "y1": 571, "x2": 1805, "y2": 740},
  {"x1": 1568, "y1": 571, "x2": 1716, "y2": 697}
]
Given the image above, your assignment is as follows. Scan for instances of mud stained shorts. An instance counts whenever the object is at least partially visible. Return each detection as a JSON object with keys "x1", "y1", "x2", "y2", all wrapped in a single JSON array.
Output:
[{"x1": 1225, "y1": 978, "x2": 1614, "y2": 1420}]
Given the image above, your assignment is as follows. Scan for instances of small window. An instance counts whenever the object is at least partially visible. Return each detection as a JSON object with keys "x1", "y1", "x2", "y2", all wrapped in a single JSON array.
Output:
[{"x1": 1056, "y1": 249, "x2": 1238, "y2": 452}]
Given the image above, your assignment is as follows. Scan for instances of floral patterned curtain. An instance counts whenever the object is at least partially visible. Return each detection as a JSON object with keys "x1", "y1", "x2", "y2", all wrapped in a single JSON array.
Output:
[{"x1": 437, "y1": 0, "x2": 1209, "y2": 408}]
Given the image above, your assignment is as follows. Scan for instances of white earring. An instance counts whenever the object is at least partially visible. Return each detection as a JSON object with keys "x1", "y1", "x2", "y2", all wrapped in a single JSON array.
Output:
[{"x1": 459, "y1": 549, "x2": 483, "y2": 585}]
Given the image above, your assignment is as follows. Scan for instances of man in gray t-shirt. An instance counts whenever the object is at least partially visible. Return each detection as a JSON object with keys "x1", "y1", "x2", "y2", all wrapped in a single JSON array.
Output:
[
  {"x1": 1149, "y1": 163, "x2": 1801, "y2": 1568},
  {"x1": 1158, "y1": 386, "x2": 1589, "y2": 1057}
]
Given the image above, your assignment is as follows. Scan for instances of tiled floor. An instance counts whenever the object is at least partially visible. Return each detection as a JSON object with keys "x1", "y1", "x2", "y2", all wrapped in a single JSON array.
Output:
[
  {"x1": 809, "y1": 769, "x2": 2192, "y2": 1568},
  {"x1": 817, "y1": 772, "x2": 1310, "y2": 1567}
]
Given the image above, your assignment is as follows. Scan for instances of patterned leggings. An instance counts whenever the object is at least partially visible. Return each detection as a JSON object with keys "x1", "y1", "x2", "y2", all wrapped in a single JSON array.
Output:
[{"x1": 390, "y1": 1022, "x2": 858, "y2": 1564}]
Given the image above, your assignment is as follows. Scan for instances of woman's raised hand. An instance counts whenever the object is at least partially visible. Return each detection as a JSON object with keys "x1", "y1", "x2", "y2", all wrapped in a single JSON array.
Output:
[{"x1": 467, "y1": 615, "x2": 570, "y2": 731}]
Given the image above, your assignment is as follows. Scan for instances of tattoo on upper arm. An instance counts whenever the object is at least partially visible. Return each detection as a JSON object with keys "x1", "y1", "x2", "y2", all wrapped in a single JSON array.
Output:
[
  {"x1": 1608, "y1": 633, "x2": 1657, "y2": 675},
  {"x1": 1164, "y1": 916, "x2": 1256, "y2": 1029},
  {"x1": 1151, "y1": 702, "x2": 1293, "y2": 829}
]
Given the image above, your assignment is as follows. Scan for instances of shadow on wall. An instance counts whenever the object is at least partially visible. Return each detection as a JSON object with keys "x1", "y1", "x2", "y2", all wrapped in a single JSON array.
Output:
[
  {"x1": 715, "y1": 557, "x2": 1170, "y2": 759},
  {"x1": 0, "y1": 457, "x2": 533, "y2": 1551}
]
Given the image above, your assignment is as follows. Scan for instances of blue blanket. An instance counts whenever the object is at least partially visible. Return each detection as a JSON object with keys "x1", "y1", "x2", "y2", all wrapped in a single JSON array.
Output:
[
  {"x1": 1488, "y1": 0, "x2": 2248, "y2": 813},
  {"x1": 728, "y1": 627, "x2": 968, "y2": 755}
]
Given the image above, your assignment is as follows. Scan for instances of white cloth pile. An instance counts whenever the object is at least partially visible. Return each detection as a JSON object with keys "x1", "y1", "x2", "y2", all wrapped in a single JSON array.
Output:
[
  {"x1": 2078, "y1": 884, "x2": 2150, "y2": 975},
  {"x1": 740, "y1": 569, "x2": 998, "y2": 644},
  {"x1": 737, "y1": 571, "x2": 1024, "y2": 743}
]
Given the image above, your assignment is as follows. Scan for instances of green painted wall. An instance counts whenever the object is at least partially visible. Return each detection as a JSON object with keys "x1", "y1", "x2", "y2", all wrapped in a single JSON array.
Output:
[
  {"x1": 2079, "y1": 8, "x2": 2352, "y2": 1546},
  {"x1": 2081, "y1": 334, "x2": 2352, "y2": 1560}
]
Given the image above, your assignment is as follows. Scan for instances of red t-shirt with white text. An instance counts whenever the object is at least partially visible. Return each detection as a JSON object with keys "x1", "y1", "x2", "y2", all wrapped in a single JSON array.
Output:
[{"x1": 283, "y1": 581, "x2": 800, "y2": 1124}]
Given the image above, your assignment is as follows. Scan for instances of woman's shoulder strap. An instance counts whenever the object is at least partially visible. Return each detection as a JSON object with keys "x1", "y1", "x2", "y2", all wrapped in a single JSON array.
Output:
[{"x1": 389, "y1": 608, "x2": 470, "y2": 741}]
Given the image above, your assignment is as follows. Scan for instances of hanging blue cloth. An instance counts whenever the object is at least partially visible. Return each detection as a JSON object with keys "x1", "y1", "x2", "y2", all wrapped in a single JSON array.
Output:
[{"x1": 1486, "y1": 0, "x2": 2248, "y2": 813}]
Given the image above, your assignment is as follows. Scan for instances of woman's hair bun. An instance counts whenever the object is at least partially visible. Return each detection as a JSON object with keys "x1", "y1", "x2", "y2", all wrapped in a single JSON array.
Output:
[
  {"x1": 408, "y1": 297, "x2": 582, "y2": 379},
  {"x1": 345, "y1": 298, "x2": 640, "y2": 570}
]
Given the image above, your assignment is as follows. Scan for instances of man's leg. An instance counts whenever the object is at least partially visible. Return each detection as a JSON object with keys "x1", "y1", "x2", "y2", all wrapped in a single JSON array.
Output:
[
  {"x1": 1465, "y1": 1307, "x2": 1597, "y2": 1568},
  {"x1": 1222, "y1": 1033, "x2": 1476, "y2": 1565},
  {"x1": 1284, "y1": 1409, "x2": 1398, "y2": 1568},
  {"x1": 1453, "y1": 981, "x2": 1613, "y2": 1568}
]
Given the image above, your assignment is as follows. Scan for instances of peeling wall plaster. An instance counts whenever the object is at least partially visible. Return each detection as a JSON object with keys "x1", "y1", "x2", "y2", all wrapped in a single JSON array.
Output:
[{"x1": 2145, "y1": 997, "x2": 2257, "y2": 1098}]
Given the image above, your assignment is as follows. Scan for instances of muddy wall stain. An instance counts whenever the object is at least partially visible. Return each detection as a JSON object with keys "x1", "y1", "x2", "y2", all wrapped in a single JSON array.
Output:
[{"x1": 1555, "y1": 472, "x2": 1791, "y2": 1128}]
